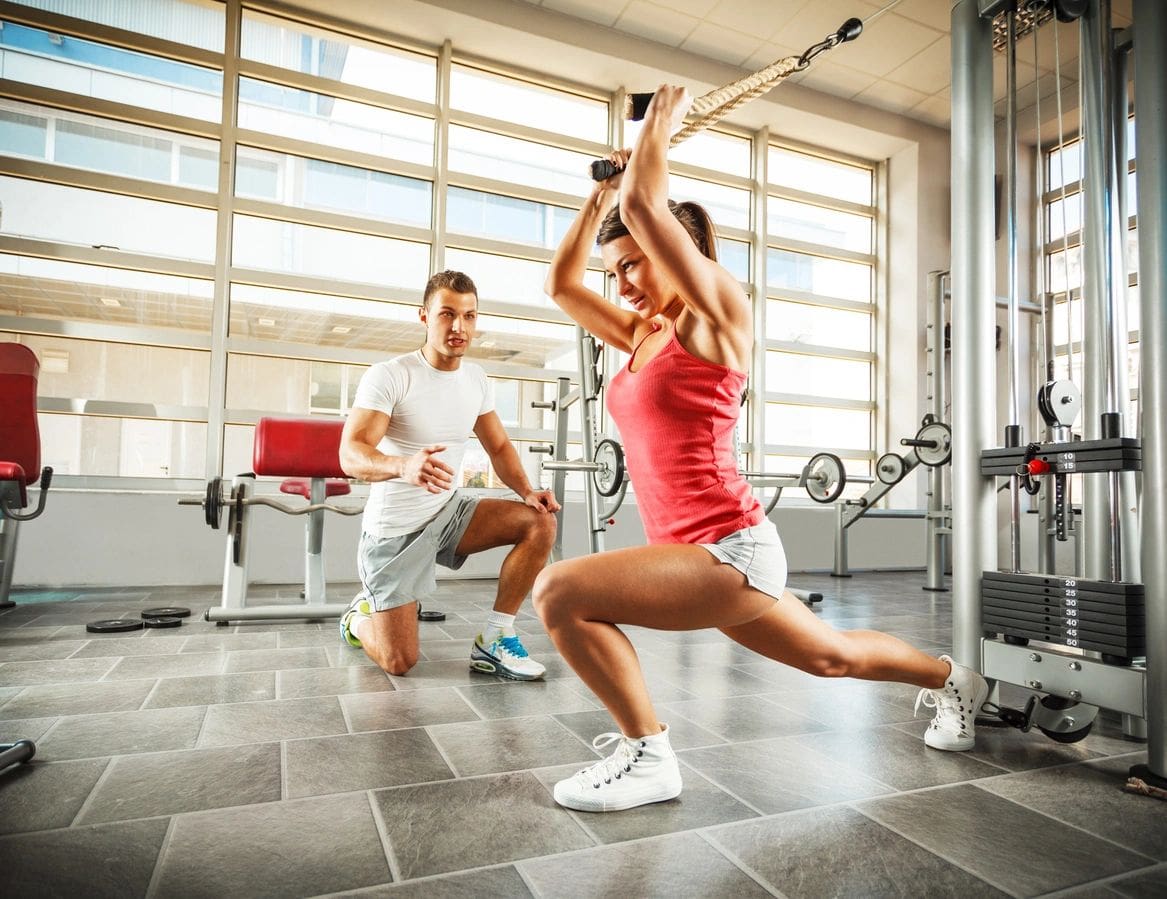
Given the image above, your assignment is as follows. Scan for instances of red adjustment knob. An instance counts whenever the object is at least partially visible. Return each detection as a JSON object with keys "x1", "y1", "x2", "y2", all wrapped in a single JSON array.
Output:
[
  {"x1": 607, "y1": 518, "x2": 616, "y2": 525},
  {"x1": 1027, "y1": 458, "x2": 1051, "y2": 475}
]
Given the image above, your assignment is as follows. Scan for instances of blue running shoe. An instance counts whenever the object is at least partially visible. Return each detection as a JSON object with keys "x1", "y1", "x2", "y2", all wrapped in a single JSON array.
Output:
[{"x1": 470, "y1": 632, "x2": 545, "y2": 680}]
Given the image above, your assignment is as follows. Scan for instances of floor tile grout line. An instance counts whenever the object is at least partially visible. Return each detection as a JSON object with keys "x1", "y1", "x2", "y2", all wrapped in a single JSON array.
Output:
[
  {"x1": 280, "y1": 739, "x2": 289, "y2": 802},
  {"x1": 696, "y1": 829, "x2": 789, "y2": 898},
  {"x1": 1032, "y1": 859, "x2": 1167, "y2": 898},
  {"x1": 672, "y1": 755, "x2": 774, "y2": 817},
  {"x1": 138, "y1": 677, "x2": 164, "y2": 711},
  {"x1": 191, "y1": 703, "x2": 212, "y2": 750},
  {"x1": 141, "y1": 816, "x2": 178, "y2": 899},
  {"x1": 422, "y1": 723, "x2": 464, "y2": 778},
  {"x1": 969, "y1": 780, "x2": 1161, "y2": 863},
  {"x1": 847, "y1": 801, "x2": 1027, "y2": 898},
  {"x1": 365, "y1": 789, "x2": 402, "y2": 884},
  {"x1": 66, "y1": 755, "x2": 116, "y2": 828}
]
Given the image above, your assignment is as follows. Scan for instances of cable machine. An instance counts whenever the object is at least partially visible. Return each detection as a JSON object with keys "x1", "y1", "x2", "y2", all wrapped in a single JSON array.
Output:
[{"x1": 951, "y1": 0, "x2": 1164, "y2": 784}]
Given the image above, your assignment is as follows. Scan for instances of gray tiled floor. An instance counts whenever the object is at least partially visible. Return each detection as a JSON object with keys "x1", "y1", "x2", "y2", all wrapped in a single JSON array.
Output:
[{"x1": 1, "y1": 572, "x2": 1162, "y2": 898}]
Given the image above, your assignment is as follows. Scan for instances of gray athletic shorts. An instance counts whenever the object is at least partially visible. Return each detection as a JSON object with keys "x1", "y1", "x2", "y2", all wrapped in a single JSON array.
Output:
[
  {"x1": 699, "y1": 517, "x2": 788, "y2": 601},
  {"x1": 357, "y1": 491, "x2": 481, "y2": 612}
]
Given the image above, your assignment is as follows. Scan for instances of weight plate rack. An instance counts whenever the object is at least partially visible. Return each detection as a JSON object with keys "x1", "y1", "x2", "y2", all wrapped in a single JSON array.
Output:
[
  {"x1": 981, "y1": 571, "x2": 1145, "y2": 660},
  {"x1": 980, "y1": 436, "x2": 1140, "y2": 476}
]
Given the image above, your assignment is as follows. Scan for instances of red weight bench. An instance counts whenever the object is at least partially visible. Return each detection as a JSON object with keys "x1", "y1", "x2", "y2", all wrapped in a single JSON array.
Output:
[
  {"x1": 1, "y1": 342, "x2": 53, "y2": 775},
  {"x1": 1, "y1": 343, "x2": 54, "y2": 610},
  {"x1": 205, "y1": 417, "x2": 362, "y2": 624}
]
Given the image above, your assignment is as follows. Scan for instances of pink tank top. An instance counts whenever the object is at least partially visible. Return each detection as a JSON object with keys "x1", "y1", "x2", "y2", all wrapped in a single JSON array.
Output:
[{"x1": 606, "y1": 324, "x2": 763, "y2": 545}]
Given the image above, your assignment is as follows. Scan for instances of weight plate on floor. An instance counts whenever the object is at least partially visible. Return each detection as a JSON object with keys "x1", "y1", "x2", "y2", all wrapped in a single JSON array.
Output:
[
  {"x1": 416, "y1": 603, "x2": 446, "y2": 622},
  {"x1": 141, "y1": 607, "x2": 191, "y2": 619},
  {"x1": 143, "y1": 616, "x2": 183, "y2": 629},
  {"x1": 86, "y1": 619, "x2": 145, "y2": 633}
]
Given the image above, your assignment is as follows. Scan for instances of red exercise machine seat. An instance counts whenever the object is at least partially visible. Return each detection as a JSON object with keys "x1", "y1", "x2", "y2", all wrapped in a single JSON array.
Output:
[
  {"x1": 1, "y1": 343, "x2": 48, "y2": 511},
  {"x1": 279, "y1": 478, "x2": 351, "y2": 500}
]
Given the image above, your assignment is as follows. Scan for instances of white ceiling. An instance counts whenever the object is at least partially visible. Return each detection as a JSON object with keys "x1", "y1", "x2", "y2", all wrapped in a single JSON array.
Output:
[{"x1": 513, "y1": 0, "x2": 1134, "y2": 133}]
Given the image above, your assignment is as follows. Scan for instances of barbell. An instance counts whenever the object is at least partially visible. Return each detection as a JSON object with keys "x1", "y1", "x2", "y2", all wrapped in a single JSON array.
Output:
[
  {"x1": 535, "y1": 437, "x2": 627, "y2": 497},
  {"x1": 180, "y1": 477, "x2": 364, "y2": 531},
  {"x1": 742, "y1": 451, "x2": 874, "y2": 505}
]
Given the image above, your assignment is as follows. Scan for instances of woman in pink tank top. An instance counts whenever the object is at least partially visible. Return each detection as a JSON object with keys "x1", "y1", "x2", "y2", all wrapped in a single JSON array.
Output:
[{"x1": 535, "y1": 85, "x2": 987, "y2": 814}]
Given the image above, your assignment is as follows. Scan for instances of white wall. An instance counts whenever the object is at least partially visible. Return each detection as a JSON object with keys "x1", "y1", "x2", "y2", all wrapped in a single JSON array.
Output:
[{"x1": 10, "y1": 489, "x2": 927, "y2": 589}]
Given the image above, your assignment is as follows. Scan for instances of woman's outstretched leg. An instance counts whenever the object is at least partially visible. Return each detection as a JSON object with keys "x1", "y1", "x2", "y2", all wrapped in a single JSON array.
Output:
[{"x1": 721, "y1": 592, "x2": 988, "y2": 751}]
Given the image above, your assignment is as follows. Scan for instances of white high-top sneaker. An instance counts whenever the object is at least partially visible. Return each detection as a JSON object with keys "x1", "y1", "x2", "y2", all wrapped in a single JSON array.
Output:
[
  {"x1": 914, "y1": 655, "x2": 990, "y2": 751},
  {"x1": 553, "y1": 724, "x2": 683, "y2": 812}
]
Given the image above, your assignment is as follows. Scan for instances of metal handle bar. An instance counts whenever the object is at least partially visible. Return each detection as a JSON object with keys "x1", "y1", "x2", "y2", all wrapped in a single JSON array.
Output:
[
  {"x1": 540, "y1": 460, "x2": 605, "y2": 473},
  {"x1": 178, "y1": 496, "x2": 364, "y2": 516},
  {"x1": 0, "y1": 467, "x2": 54, "y2": 521},
  {"x1": 740, "y1": 470, "x2": 874, "y2": 485}
]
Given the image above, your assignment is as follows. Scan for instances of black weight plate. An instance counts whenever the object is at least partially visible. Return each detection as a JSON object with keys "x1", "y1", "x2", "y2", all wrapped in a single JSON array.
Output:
[
  {"x1": 143, "y1": 616, "x2": 183, "y2": 629},
  {"x1": 142, "y1": 607, "x2": 191, "y2": 619},
  {"x1": 593, "y1": 438, "x2": 625, "y2": 498},
  {"x1": 205, "y1": 477, "x2": 224, "y2": 529},
  {"x1": 86, "y1": 619, "x2": 145, "y2": 633},
  {"x1": 418, "y1": 609, "x2": 446, "y2": 622}
]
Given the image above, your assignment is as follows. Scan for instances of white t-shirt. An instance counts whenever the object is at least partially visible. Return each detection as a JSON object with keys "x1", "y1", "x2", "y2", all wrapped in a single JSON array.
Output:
[{"x1": 352, "y1": 349, "x2": 493, "y2": 538}]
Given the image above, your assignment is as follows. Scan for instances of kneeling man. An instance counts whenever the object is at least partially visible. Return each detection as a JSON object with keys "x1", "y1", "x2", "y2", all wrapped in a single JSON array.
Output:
[{"x1": 339, "y1": 270, "x2": 559, "y2": 678}]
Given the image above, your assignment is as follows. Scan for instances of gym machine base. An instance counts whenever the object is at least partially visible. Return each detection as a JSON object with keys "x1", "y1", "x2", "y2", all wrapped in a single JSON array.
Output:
[{"x1": 180, "y1": 417, "x2": 364, "y2": 625}]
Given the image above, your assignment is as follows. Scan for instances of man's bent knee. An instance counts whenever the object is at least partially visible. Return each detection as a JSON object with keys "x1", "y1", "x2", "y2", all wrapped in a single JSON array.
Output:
[
  {"x1": 369, "y1": 645, "x2": 418, "y2": 676},
  {"x1": 523, "y1": 508, "x2": 557, "y2": 550}
]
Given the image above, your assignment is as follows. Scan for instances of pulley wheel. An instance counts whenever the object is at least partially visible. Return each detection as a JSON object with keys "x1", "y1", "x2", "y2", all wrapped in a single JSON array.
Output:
[
  {"x1": 804, "y1": 452, "x2": 846, "y2": 504},
  {"x1": 876, "y1": 452, "x2": 906, "y2": 485},
  {"x1": 1033, "y1": 694, "x2": 1098, "y2": 744},
  {"x1": 914, "y1": 422, "x2": 952, "y2": 467},
  {"x1": 593, "y1": 438, "x2": 626, "y2": 498}
]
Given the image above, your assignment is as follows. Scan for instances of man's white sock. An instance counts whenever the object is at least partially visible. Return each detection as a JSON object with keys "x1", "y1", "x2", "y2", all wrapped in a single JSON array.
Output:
[{"x1": 483, "y1": 610, "x2": 516, "y2": 641}]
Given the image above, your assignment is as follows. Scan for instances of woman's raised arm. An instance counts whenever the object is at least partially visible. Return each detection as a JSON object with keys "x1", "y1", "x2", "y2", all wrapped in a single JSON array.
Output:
[{"x1": 545, "y1": 157, "x2": 640, "y2": 353}]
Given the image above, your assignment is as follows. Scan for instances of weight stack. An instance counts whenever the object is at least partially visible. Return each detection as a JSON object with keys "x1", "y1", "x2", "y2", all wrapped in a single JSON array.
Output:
[{"x1": 981, "y1": 571, "x2": 1145, "y2": 662}]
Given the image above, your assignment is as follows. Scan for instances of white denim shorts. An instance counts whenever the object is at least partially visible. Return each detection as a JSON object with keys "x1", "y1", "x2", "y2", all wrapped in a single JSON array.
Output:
[
  {"x1": 356, "y1": 491, "x2": 481, "y2": 612},
  {"x1": 699, "y1": 517, "x2": 788, "y2": 601}
]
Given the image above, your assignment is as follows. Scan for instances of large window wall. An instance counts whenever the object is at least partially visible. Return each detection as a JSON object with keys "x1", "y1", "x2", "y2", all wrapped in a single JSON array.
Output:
[
  {"x1": 0, "y1": 0, "x2": 881, "y2": 501},
  {"x1": 1044, "y1": 123, "x2": 1139, "y2": 429}
]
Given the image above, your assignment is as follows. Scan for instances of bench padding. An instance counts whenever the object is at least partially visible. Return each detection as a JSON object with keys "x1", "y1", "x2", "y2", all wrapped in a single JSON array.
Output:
[{"x1": 252, "y1": 417, "x2": 346, "y2": 479}]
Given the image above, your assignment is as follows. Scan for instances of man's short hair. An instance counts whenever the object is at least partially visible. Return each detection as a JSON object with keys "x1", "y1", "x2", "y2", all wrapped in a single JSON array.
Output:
[{"x1": 422, "y1": 270, "x2": 478, "y2": 309}]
